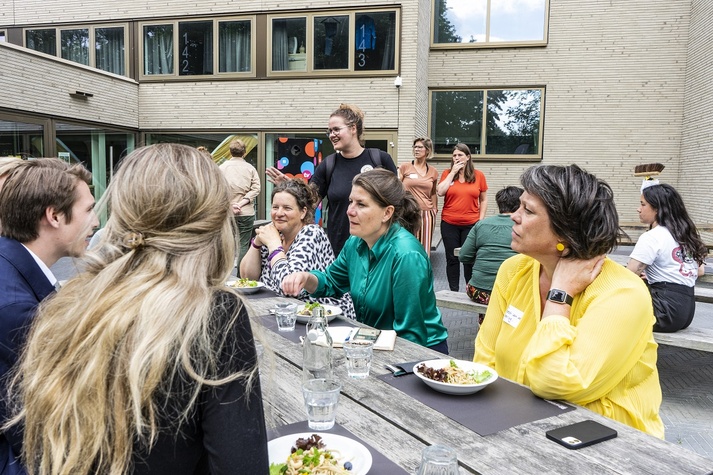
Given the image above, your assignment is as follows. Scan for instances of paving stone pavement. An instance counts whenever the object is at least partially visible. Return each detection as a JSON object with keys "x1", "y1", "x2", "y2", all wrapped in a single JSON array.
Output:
[{"x1": 428, "y1": 241, "x2": 713, "y2": 461}]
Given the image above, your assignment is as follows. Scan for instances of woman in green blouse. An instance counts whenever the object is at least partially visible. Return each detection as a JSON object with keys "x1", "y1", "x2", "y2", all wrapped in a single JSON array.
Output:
[{"x1": 282, "y1": 169, "x2": 449, "y2": 353}]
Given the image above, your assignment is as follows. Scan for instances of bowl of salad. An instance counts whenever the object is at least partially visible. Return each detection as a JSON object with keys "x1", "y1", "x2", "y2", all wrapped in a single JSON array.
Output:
[
  {"x1": 226, "y1": 278, "x2": 265, "y2": 294},
  {"x1": 294, "y1": 303, "x2": 341, "y2": 324},
  {"x1": 414, "y1": 359, "x2": 498, "y2": 395}
]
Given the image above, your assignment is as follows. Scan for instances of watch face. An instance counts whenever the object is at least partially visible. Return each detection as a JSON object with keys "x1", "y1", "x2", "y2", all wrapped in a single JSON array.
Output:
[
  {"x1": 549, "y1": 290, "x2": 566, "y2": 302},
  {"x1": 548, "y1": 289, "x2": 572, "y2": 305}
]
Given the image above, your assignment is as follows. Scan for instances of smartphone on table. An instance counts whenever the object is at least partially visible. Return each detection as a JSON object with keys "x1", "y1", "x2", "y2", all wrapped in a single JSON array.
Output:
[
  {"x1": 351, "y1": 328, "x2": 381, "y2": 342},
  {"x1": 546, "y1": 420, "x2": 617, "y2": 449}
]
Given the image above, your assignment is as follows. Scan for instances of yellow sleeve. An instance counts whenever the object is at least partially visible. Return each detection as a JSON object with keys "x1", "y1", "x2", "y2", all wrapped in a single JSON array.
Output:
[
  {"x1": 473, "y1": 255, "x2": 524, "y2": 368},
  {"x1": 520, "y1": 263, "x2": 655, "y2": 405}
]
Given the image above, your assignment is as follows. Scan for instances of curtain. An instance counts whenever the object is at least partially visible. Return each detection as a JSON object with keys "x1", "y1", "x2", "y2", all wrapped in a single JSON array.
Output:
[
  {"x1": 61, "y1": 29, "x2": 89, "y2": 65},
  {"x1": 96, "y1": 27, "x2": 125, "y2": 76},
  {"x1": 219, "y1": 21, "x2": 251, "y2": 73},
  {"x1": 381, "y1": 20, "x2": 395, "y2": 70},
  {"x1": 272, "y1": 20, "x2": 288, "y2": 71},
  {"x1": 144, "y1": 25, "x2": 173, "y2": 75}
]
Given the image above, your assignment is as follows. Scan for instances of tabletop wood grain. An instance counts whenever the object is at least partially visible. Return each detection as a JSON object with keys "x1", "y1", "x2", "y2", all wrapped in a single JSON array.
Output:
[{"x1": 246, "y1": 294, "x2": 713, "y2": 475}]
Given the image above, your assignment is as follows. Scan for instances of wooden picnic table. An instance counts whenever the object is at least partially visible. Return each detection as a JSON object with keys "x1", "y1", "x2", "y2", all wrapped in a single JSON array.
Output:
[{"x1": 245, "y1": 293, "x2": 713, "y2": 474}]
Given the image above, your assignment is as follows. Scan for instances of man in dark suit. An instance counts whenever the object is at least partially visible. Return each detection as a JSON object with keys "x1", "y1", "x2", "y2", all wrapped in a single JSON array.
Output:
[{"x1": 0, "y1": 158, "x2": 96, "y2": 474}]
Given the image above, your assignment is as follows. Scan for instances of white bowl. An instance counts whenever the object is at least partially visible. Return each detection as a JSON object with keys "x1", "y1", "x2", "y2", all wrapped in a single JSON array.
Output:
[
  {"x1": 295, "y1": 304, "x2": 342, "y2": 324},
  {"x1": 226, "y1": 279, "x2": 265, "y2": 294},
  {"x1": 413, "y1": 359, "x2": 498, "y2": 396},
  {"x1": 268, "y1": 432, "x2": 372, "y2": 475}
]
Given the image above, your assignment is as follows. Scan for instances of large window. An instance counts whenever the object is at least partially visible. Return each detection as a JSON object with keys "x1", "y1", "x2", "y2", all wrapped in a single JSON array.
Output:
[
  {"x1": 430, "y1": 88, "x2": 543, "y2": 159},
  {"x1": 433, "y1": 0, "x2": 548, "y2": 46},
  {"x1": 269, "y1": 9, "x2": 398, "y2": 76},
  {"x1": 141, "y1": 17, "x2": 254, "y2": 78},
  {"x1": 25, "y1": 25, "x2": 127, "y2": 75},
  {"x1": 61, "y1": 28, "x2": 89, "y2": 65},
  {"x1": 96, "y1": 27, "x2": 126, "y2": 76},
  {"x1": 0, "y1": 118, "x2": 45, "y2": 158},
  {"x1": 219, "y1": 20, "x2": 252, "y2": 73},
  {"x1": 25, "y1": 29, "x2": 57, "y2": 55}
]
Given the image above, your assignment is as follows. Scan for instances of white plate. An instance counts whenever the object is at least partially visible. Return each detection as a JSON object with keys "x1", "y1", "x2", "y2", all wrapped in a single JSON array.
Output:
[
  {"x1": 413, "y1": 359, "x2": 498, "y2": 396},
  {"x1": 268, "y1": 432, "x2": 372, "y2": 475},
  {"x1": 226, "y1": 280, "x2": 265, "y2": 294},
  {"x1": 295, "y1": 304, "x2": 342, "y2": 324}
]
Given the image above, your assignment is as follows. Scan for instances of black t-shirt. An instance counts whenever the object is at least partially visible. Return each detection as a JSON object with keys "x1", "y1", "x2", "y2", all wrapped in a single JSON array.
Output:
[{"x1": 311, "y1": 149, "x2": 396, "y2": 255}]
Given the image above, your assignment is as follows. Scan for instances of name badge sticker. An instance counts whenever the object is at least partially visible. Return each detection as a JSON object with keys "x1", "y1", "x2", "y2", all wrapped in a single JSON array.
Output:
[
  {"x1": 409, "y1": 173, "x2": 418, "y2": 179},
  {"x1": 503, "y1": 305, "x2": 524, "y2": 328}
]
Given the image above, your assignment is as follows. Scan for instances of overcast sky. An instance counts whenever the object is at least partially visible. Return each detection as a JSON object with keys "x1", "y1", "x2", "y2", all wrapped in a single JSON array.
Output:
[{"x1": 443, "y1": 0, "x2": 546, "y2": 43}]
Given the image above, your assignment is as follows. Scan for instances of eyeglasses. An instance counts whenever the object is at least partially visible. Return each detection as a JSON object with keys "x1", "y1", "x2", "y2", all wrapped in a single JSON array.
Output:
[
  {"x1": 326, "y1": 126, "x2": 348, "y2": 137},
  {"x1": 412, "y1": 145, "x2": 425, "y2": 149}
]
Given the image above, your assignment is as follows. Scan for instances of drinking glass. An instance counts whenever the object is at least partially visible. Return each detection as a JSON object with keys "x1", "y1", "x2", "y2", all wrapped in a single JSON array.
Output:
[
  {"x1": 301, "y1": 378, "x2": 342, "y2": 430},
  {"x1": 274, "y1": 302, "x2": 297, "y2": 331},
  {"x1": 416, "y1": 445, "x2": 459, "y2": 475},
  {"x1": 343, "y1": 340, "x2": 374, "y2": 379}
]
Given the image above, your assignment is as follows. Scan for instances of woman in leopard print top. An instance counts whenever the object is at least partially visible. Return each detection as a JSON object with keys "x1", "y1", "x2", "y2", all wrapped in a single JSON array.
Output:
[{"x1": 240, "y1": 178, "x2": 355, "y2": 319}]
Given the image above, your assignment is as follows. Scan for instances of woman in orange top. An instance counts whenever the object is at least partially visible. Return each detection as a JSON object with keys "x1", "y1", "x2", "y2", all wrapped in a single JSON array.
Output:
[
  {"x1": 399, "y1": 137, "x2": 439, "y2": 256},
  {"x1": 436, "y1": 143, "x2": 488, "y2": 291}
]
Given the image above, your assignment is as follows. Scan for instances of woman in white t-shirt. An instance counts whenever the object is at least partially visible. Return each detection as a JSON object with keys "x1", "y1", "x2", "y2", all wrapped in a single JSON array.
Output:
[{"x1": 627, "y1": 183, "x2": 707, "y2": 332}]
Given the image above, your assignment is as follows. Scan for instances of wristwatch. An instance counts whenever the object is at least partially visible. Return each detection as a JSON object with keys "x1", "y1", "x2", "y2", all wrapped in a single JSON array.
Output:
[{"x1": 547, "y1": 289, "x2": 574, "y2": 306}]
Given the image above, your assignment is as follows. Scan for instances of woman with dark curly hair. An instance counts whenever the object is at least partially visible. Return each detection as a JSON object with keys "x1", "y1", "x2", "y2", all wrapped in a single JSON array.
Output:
[
  {"x1": 475, "y1": 164, "x2": 664, "y2": 438},
  {"x1": 240, "y1": 177, "x2": 355, "y2": 319},
  {"x1": 627, "y1": 183, "x2": 707, "y2": 332}
]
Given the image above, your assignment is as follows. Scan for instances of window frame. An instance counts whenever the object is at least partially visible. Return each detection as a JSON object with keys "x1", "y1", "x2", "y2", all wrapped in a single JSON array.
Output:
[
  {"x1": 430, "y1": 0, "x2": 550, "y2": 49},
  {"x1": 138, "y1": 16, "x2": 256, "y2": 81},
  {"x1": 22, "y1": 24, "x2": 129, "y2": 75},
  {"x1": 0, "y1": 30, "x2": 7, "y2": 42},
  {"x1": 266, "y1": 8, "x2": 400, "y2": 77},
  {"x1": 428, "y1": 87, "x2": 545, "y2": 161}
]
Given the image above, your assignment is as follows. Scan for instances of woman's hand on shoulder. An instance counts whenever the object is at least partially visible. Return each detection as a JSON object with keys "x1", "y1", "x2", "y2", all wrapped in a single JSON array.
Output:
[{"x1": 551, "y1": 255, "x2": 605, "y2": 296}]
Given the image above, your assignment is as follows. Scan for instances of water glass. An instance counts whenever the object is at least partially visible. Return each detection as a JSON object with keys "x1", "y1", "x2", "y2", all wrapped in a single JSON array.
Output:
[
  {"x1": 274, "y1": 302, "x2": 297, "y2": 332},
  {"x1": 416, "y1": 445, "x2": 459, "y2": 475},
  {"x1": 343, "y1": 340, "x2": 374, "y2": 379},
  {"x1": 302, "y1": 378, "x2": 342, "y2": 430}
]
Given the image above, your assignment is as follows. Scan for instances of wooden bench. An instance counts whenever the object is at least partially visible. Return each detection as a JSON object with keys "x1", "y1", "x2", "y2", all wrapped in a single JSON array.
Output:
[
  {"x1": 435, "y1": 289, "x2": 713, "y2": 353},
  {"x1": 654, "y1": 325, "x2": 713, "y2": 352},
  {"x1": 435, "y1": 290, "x2": 488, "y2": 314},
  {"x1": 619, "y1": 222, "x2": 713, "y2": 251},
  {"x1": 607, "y1": 253, "x2": 713, "y2": 286}
]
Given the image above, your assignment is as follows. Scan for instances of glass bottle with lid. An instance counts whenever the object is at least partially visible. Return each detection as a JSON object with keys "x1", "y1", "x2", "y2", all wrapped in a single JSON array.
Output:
[{"x1": 302, "y1": 306, "x2": 334, "y2": 382}]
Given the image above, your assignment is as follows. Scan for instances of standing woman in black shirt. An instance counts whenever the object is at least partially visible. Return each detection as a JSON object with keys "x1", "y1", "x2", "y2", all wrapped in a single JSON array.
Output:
[{"x1": 267, "y1": 103, "x2": 397, "y2": 256}]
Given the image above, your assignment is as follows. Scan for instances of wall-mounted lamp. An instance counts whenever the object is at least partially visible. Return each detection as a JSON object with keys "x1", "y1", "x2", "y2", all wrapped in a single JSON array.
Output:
[
  {"x1": 394, "y1": 76, "x2": 403, "y2": 88},
  {"x1": 69, "y1": 91, "x2": 93, "y2": 99}
]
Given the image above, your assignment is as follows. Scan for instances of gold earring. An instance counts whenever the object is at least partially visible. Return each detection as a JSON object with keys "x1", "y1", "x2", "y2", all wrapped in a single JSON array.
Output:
[{"x1": 556, "y1": 242, "x2": 565, "y2": 252}]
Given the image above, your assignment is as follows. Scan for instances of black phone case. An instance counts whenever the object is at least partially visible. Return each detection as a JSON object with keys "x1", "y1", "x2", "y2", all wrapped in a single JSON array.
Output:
[{"x1": 546, "y1": 420, "x2": 617, "y2": 450}]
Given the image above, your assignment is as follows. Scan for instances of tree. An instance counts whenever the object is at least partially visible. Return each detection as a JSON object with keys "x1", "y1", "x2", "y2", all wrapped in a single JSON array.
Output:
[{"x1": 434, "y1": 0, "x2": 461, "y2": 43}]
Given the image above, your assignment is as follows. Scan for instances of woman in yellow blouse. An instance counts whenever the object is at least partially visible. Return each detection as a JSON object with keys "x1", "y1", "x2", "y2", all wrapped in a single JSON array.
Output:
[{"x1": 474, "y1": 164, "x2": 664, "y2": 438}]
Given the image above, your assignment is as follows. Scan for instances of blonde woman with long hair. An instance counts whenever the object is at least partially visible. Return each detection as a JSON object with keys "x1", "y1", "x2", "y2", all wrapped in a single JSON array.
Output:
[{"x1": 5, "y1": 144, "x2": 268, "y2": 474}]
